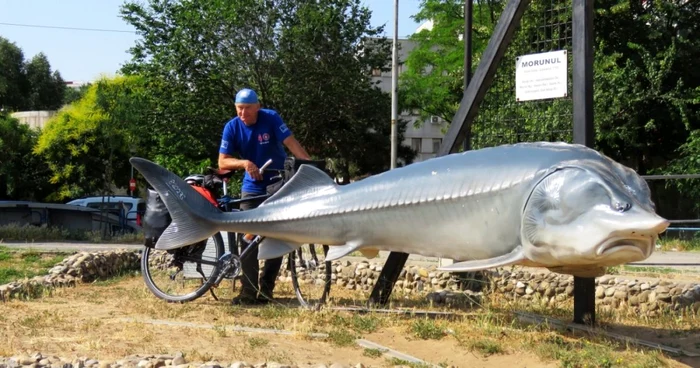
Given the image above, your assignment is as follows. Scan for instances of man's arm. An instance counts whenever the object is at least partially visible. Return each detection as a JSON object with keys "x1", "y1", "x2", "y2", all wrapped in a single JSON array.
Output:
[
  {"x1": 218, "y1": 153, "x2": 263, "y2": 181},
  {"x1": 283, "y1": 135, "x2": 311, "y2": 160}
]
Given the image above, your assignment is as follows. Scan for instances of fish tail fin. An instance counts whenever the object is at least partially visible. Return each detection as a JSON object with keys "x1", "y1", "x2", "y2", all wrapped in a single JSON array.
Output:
[{"x1": 130, "y1": 157, "x2": 223, "y2": 250}]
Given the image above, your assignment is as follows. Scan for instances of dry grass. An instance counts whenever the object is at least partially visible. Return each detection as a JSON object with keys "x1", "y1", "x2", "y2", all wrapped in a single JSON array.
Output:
[
  {"x1": 0, "y1": 268, "x2": 698, "y2": 367},
  {"x1": 657, "y1": 238, "x2": 700, "y2": 252}
]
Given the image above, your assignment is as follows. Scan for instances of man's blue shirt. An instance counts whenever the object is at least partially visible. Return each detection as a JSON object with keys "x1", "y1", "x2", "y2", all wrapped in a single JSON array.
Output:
[{"x1": 219, "y1": 109, "x2": 292, "y2": 194}]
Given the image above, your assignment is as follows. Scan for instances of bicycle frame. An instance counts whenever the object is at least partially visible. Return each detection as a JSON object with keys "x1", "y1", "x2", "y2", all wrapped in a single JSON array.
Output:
[{"x1": 140, "y1": 158, "x2": 331, "y2": 305}]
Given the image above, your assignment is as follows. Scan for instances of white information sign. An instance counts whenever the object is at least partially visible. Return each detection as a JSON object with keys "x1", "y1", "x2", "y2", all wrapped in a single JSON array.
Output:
[{"x1": 515, "y1": 50, "x2": 568, "y2": 102}]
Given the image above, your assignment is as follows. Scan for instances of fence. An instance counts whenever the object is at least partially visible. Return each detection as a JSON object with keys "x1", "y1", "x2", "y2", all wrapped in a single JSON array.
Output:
[{"x1": 470, "y1": 0, "x2": 574, "y2": 149}]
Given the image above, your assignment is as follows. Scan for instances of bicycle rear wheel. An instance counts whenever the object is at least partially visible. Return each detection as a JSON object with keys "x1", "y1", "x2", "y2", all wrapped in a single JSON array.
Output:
[
  {"x1": 289, "y1": 244, "x2": 332, "y2": 309},
  {"x1": 141, "y1": 232, "x2": 225, "y2": 302}
]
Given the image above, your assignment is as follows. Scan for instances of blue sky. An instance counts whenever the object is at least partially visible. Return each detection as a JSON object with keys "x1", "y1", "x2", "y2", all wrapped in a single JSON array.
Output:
[{"x1": 0, "y1": 0, "x2": 423, "y2": 82}]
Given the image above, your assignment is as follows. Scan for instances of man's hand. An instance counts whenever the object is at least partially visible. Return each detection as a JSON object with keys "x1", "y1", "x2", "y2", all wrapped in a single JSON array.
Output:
[
  {"x1": 244, "y1": 160, "x2": 263, "y2": 181},
  {"x1": 219, "y1": 154, "x2": 264, "y2": 181}
]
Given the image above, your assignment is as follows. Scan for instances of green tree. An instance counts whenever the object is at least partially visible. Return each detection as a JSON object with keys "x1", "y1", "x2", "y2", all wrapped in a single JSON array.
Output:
[
  {"x1": 119, "y1": 0, "x2": 413, "y2": 180},
  {"x1": 0, "y1": 37, "x2": 28, "y2": 111},
  {"x1": 269, "y1": 0, "x2": 413, "y2": 179},
  {"x1": 593, "y1": 0, "x2": 700, "y2": 173},
  {"x1": 63, "y1": 83, "x2": 91, "y2": 105},
  {"x1": 0, "y1": 113, "x2": 54, "y2": 200},
  {"x1": 399, "y1": 0, "x2": 498, "y2": 125},
  {"x1": 33, "y1": 76, "x2": 143, "y2": 201},
  {"x1": 25, "y1": 52, "x2": 66, "y2": 110},
  {"x1": 119, "y1": 0, "x2": 270, "y2": 176}
]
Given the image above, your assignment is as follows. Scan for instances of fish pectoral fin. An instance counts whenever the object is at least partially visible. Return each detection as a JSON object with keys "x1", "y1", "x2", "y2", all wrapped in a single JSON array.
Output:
[
  {"x1": 258, "y1": 238, "x2": 302, "y2": 260},
  {"x1": 437, "y1": 246, "x2": 526, "y2": 272},
  {"x1": 326, "y1": 241, "x2": 364, "y2": 261},
  {"x1": 359, "y1": 248, "x2": 379, "y2": 259}
]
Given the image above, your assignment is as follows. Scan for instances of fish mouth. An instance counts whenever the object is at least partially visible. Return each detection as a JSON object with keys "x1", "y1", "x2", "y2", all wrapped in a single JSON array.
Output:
[{"x1": 596, "y1": 236, "x2": 653, "y2": 258}]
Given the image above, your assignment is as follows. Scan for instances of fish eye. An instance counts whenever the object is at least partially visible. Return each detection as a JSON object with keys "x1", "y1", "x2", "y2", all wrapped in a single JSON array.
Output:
[{"x1": 613, "y1": 201, "x2": 631, "y2": 212}]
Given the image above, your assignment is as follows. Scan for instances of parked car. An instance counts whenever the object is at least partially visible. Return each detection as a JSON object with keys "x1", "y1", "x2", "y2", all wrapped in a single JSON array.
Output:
[{"x1": 66, "y1": 195, "x2": 146, "y2": 228}]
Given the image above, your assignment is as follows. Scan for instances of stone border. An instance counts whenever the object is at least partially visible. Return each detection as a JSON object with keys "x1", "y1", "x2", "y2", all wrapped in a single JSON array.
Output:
[
  {"x1": 0, "y1": 249, "x2": 140, "y2": 301},
  {"x1": 1, "y1": 249, "x2": 699, "y2": 317},
  {"x1": 0, "y1": 352, "x2": 375, "y2": 368}
]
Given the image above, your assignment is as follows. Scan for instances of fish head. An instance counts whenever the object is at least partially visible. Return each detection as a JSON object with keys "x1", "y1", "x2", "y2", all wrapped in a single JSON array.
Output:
[{"x1": 520, "y1": 166, "x2": 669, "y2": 269}]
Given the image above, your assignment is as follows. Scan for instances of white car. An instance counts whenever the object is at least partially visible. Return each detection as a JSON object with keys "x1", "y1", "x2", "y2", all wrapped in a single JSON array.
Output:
[{"x1": 66, "y1": 195, "x2": 146, "y2": 228}]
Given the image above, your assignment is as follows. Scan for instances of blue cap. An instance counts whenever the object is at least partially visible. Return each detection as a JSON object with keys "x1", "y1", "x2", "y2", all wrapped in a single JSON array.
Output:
[{"x1": 235, "y1": 88, "x2": 258, "y2": 104}]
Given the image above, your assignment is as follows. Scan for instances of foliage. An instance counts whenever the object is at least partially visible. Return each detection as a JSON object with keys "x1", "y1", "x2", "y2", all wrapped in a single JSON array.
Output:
[
  {"x1": 0, "y1": 113, "x2": 54, "y2": 201},
  {"x1": 0, "y1": 246, "x2": 68, "y2": 285},
  {"x1": 0, "y1": 37, "x2": 66, "y2": 111},
  {"x1": 399, "y1": 0, "x2": 498, "y2": 125},
  {"x1": 0, "y1": 37, "x2": 29, "y2": 111},
  {"x1": 119, "y1": 0, "x2": 275, "y2": 178},
  {"x1": 24, "y1": 53, "x2": 66, "y2": 110},
  {"x1": 119, "y1": 0, "x2": 414, "y2": 182},
  {"x1": 33, "y1": 76, "x2": 143, "y2": 201},
  {"x1": 270, "y1": 0, "x2": 414, "y2": 179},
  {"x1": 401, "y1": 0, "x2": 700, "y2": 217},
  {"x1": 63, "y1": 84, "x2": 91, "y2": 106}
]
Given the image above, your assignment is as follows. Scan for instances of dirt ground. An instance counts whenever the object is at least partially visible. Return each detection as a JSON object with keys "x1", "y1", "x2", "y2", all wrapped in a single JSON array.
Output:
[{"x1": 0, "y1": 274, "x2": 698, "y2": 368}]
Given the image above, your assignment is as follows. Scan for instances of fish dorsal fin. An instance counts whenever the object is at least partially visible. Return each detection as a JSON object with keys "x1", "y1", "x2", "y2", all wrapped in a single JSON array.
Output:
[
  {"x1": 437, "y1": 246, "x2": 526, "y2": 272},
  {"x1": 261, "y1": 164, "x2": 338, "y2": 206}
]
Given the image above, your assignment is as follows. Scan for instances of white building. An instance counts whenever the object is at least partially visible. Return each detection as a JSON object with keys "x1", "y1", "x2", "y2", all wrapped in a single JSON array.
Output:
[
  {"x1": 370, "y1": 37, "x2": 449, "y2": 164},
  {"x1": 11, "y1": 110, "x2": 56, "y2": 130}
]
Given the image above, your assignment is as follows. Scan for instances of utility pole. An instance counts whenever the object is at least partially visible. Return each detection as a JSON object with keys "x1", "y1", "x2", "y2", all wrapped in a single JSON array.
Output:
[
  {"x1": 462, "y1": 0, "x2": 473, "y2": 152},
  {"x1": 390, "y1": 0, "x2": 399, "y2": 169}
]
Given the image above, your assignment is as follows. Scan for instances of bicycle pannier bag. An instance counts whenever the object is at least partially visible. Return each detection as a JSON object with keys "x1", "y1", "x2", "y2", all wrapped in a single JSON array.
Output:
[{"x1": 143, "y1": 188, "x2": 172, "y2": 247}]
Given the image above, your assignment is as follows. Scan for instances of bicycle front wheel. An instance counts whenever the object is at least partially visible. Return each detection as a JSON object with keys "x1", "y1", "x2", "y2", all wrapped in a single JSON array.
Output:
[
  {"x1": 141, "y1": 232, "x2": 225, "y2": 302},
  {"x1": 289, "y1": 244, "x2": 332, "y2": 309}
]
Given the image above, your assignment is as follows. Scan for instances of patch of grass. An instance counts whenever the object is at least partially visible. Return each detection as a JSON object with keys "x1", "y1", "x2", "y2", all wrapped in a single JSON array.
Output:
[
  {"x1": 363, "y1": 348, "x2": 384, "y2": 358},
  {"x1": 657, "y1": 238, "x2": 700, "y2": 252},
  {"x1": 386, "y1": 358, "x2": 432, "y2": 368},
  {"x1": 246, "y1": 337, "x2": 269, "y2": 349},
  {"x1": 0, "y1": 223, "x2": 144, "y2": 243},
  {"x1": 327, "y1": 328, "x2": 357, "y2": 347},
  {"x1": 0, "y1": 246, "x2": 69, "y2": 284},
  {"x1": 251, "y1": 304, "x2": 302, "y2": 320},
  {"x1": 409, "y1": 318, "x2": 447, "y2": 340},
  {"x1": 463, "y1": 338, "x2": 504, "y2": 356},
  {"x1": 213, "y1": 324, "x2": 228, "y2": 337},
  {"x1": 527, "y1": 333, "x2": 668, "y2": 368},
  {"x1": 329, "y1": 313, "x2": 383, "y2": 334}
]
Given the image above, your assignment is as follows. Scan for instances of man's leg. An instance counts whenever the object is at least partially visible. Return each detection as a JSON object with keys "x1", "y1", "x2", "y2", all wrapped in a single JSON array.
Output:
[
  {"x1": 259, "y1": 256, "x2": 283, "y2": 300},
  {"x1": 232, "y1": 192, "x2": 265, "y2": 304}
]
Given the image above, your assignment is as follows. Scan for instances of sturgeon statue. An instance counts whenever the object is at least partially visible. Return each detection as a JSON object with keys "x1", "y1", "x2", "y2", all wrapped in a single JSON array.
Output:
[{"x1": 130, "y1": 142, "x2": 669, "y2": 277}]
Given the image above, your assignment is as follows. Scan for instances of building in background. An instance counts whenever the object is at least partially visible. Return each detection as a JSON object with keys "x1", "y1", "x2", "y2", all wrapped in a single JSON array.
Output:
[
  {"x1": 370, "y1": 37, "x2": 449, "y2": 164},
  {"x1": 10, "y1": 110, "x2": 56, "y2": 130}
]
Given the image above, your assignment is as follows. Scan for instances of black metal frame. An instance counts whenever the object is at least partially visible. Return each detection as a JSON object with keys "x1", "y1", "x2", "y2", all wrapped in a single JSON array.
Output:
[
  {"x1": 571, "y1": 0, "x2": 595, "y2": 325},
  {"x1": 370, "y1": 0, "x2": 597, "y2": 326}
]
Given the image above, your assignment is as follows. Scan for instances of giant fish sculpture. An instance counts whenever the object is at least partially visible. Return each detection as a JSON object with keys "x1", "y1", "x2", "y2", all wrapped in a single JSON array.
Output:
[{"x1": 130, "y1": 142, "x2": 669, "y2": 277}]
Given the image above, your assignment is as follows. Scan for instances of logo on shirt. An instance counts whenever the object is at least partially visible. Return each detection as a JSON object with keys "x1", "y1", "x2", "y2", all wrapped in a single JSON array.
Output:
[
  {"x1": 258, "y1": 133, "x2": 270, "y2": 145},
  {"x1": 279, "y1": 124, "x2": 289, "y2": 133},
  {"x1": 221, "y1": 140, "x2": 229, "y2": 149}
]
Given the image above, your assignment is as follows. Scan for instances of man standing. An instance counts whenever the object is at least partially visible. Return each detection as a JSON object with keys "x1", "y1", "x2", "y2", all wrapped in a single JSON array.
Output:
[{"x1": 218, "y1": 88, "x2": 311, "y2": 305}]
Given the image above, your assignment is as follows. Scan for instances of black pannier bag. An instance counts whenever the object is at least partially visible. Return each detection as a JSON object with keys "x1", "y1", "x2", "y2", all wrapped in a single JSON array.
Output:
[{"x1": 143, "y1": 188, "x2": 172, "y2": 248}]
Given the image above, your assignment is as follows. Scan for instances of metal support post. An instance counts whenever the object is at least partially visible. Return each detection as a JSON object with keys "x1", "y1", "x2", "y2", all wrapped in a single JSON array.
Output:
[
  {"x1": 390, "y1": 0, "x2": 399, "y2": 169},
  {"x1": 572, "y1": 0, "x2": 595, "y2": 326}
]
